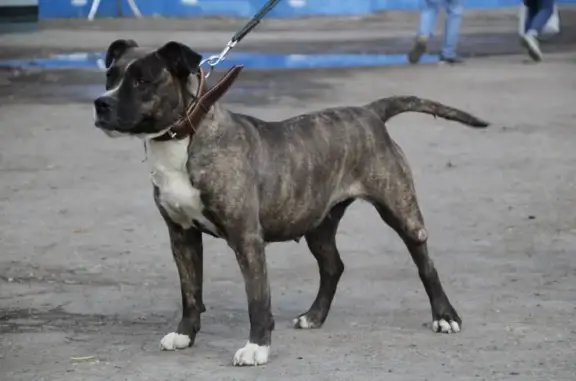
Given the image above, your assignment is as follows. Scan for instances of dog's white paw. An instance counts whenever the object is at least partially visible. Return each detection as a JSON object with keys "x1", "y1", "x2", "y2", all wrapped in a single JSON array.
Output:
[
  {"x1": 432, "y1": 319, "x2": 461, "y2": 334},
  {"x1": 159, "y1": 332, "x2": 191, "y2": 351},
  {"x1": 293, "y1": 315, "x2": 317, "y2": 329},
  {"x1": 232, "y1": 342, "x2": 270, "y2": 366}
]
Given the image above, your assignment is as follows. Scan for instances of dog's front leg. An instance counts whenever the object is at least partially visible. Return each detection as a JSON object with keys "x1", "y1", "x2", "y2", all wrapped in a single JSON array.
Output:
[
  {"x1": 231, "y1": 234, "x2": 274, "y2": 366},
  {"x1": 156, "y1": 206, "x2": 205, "y2": 351}
]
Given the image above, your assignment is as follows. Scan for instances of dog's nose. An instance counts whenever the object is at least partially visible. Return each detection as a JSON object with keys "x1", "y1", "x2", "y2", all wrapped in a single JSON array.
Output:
[{"x1": 94, "y1": 97, "x2": 111, "y2": 114}]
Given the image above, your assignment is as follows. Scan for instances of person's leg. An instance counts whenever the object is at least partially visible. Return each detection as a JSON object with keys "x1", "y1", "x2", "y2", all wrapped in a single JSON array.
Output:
[
  {"x1": 527, "y1": 0, "x2": 555, "y2": 34},
  {"x1": 408, "y1": 0, "x2": 441, "y2": 64},
  {"x1": 440, "y1": 0, "x2": 464, "y2": 63},
  {"x1": 521, "y1": 0, "x2": 553, "y2": 61},
  {"x1": 524, "y1": 0, "x2": 539, "y2": 33},
  {"x1": 418, "y1": 0, "x2": 442, "y2": 37}
]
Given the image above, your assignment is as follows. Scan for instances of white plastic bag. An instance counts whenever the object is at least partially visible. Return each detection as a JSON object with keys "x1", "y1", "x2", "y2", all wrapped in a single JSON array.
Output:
[{"x1": 518, "y1": 4, "x2": 560, "y2": 37}]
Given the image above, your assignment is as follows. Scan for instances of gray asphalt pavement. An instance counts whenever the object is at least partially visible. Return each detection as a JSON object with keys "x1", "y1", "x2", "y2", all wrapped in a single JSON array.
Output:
[{"x1": 1, "y1": 8, "x2": 576, "y2": 381}]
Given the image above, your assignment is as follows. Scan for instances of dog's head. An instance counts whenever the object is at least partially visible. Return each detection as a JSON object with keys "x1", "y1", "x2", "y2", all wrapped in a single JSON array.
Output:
[{"x1": 94, "y1": 40, "x2": 203, "y2": 138}]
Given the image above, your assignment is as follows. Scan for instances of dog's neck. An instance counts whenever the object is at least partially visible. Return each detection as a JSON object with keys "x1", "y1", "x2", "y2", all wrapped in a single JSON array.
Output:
[
  {"x1": 153, "y1": 65, "x2": 244, "y2": 143},
  {"x1": 145, "y1": 102, "x2": 227, "y2": 173},
  {"x1": 147, "y1": 137, "x2": 189, "y2": 172}
]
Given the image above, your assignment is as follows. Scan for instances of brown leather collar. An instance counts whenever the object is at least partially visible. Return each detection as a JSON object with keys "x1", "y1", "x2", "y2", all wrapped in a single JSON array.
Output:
[{"x1": 153, "y1": 65, "x2": 244, "y2": 141}]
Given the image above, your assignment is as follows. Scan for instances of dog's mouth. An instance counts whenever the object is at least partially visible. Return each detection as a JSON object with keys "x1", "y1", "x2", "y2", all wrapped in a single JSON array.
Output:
[
  {"x1": 94, "y1": 118, "x2": 107, "y2": 129},
  {"x1": 93, "y1": 106, "x2": 115, "y2": 130},
  {"x1": 102, "y1": 129, "x2": 126, "y2": 138},
  {"x1": 94, "y1": 115, "x2": 172, "y2": 140},
  {"x1": 94, "y1": 118, "x2": 119, "y2": 132},
  {"x1": 94, "y1": 110, "x2": 134, "y2": 131},
  {"x1": 94, "y1": 117, "x2": 129, "y2": 137}
]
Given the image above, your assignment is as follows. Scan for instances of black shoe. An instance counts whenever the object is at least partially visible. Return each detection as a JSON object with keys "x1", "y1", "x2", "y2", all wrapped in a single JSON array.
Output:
[
  {"x1": 439, "y1": 55, "x2": 465, "y2": 65},
  {"x1": 408, "y1": 36, "x2": 428, "y2": 64}
]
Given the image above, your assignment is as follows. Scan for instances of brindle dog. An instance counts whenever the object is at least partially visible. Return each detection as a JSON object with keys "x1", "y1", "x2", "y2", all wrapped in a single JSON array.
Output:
[{"x1": 93, "y1": 39, "x2": 489, "y2": 366}]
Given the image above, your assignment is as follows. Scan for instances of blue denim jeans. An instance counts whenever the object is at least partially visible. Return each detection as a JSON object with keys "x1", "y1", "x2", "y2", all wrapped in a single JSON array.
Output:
[
  {"x1": 524, "y1": 0, "x2": 555, "y2": 34},
  {"x1": 417, "y1": 0, "x2": 463, "y2": 59}
]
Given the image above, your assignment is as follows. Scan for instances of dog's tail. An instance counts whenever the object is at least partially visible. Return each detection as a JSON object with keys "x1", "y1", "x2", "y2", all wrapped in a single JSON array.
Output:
[{"x1": 366, "y1": 96, "x2": 489, "y2": 128}]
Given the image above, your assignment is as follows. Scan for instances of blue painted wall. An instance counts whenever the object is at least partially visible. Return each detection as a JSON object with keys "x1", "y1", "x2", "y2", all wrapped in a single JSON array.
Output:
[{"x1": 39, "y1": 0, "x2": 576, "y2": 19}]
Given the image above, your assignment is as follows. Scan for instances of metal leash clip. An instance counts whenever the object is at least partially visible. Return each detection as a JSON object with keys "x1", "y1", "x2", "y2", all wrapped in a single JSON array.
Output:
[
  {"x1": 200, "y1": 40, "x2": 237, "y2": 79},
  {"x1": 198, "y1": 0, "x2": 281, "y2": 78}
]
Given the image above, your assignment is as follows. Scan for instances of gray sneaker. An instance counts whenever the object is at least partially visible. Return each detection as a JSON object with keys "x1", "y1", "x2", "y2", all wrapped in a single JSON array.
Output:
[
  {"x1": 520, "y1": 33, "x2": 543, "y2": 62},
  {"x1": 439, "y1": 55, "x2": 465, "y2": 65},
  {"x1": 408, "y1": 36, "x2": 428, "y2": 64}
]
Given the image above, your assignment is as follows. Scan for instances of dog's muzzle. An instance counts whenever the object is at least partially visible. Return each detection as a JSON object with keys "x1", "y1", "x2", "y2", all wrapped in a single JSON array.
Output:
[{"x1": 94, "y1": 96, "x2": 116, "y2": 129}]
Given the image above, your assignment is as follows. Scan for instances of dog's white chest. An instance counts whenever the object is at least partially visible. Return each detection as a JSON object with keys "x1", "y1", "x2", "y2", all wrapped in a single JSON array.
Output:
[{"x1": 147, "y1": 138, "x2": 217, "y2": 234}]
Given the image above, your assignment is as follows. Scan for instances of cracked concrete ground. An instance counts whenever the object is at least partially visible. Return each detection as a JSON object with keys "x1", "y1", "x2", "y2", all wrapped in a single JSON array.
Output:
[{"x1": 1, "y1": 9, "x2": 576, "y2": 381}]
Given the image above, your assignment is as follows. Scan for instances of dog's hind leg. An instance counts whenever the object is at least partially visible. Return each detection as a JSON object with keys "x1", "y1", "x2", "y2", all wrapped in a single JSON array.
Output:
[
  {"x1": 365, "y1": 147, "x2": 462, "y2": 334},
  {"x1": 293, "y1": 199, "x2": 353, "y2": 330}
]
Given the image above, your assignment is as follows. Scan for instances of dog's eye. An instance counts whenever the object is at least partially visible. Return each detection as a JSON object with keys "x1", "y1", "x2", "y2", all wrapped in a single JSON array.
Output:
[{"x1": 134, "y1": 77, "x2": 149, "y2": 87}]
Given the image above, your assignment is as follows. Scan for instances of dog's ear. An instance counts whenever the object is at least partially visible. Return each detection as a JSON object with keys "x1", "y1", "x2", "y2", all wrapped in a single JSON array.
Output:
[
  {"x1": 156, "y1": 41, "x2": 203, "y2": 78},
  {"x1": 105, "y1": 39, "x2": 138, "y2": 68}
]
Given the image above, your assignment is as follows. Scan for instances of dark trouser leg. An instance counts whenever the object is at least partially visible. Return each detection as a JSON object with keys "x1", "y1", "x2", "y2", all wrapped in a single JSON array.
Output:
[
  {"x1": 526, "y1": 0, "x2": 555, "y2": 34},
  {"x1": 524, "y1": 0, "x2": 540, "y2": 33}
]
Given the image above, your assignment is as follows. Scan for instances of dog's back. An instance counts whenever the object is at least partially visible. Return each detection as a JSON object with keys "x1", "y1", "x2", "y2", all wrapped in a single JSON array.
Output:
[{"x1": 217, "y1": 96, "x2": 488, "y2": 242}]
